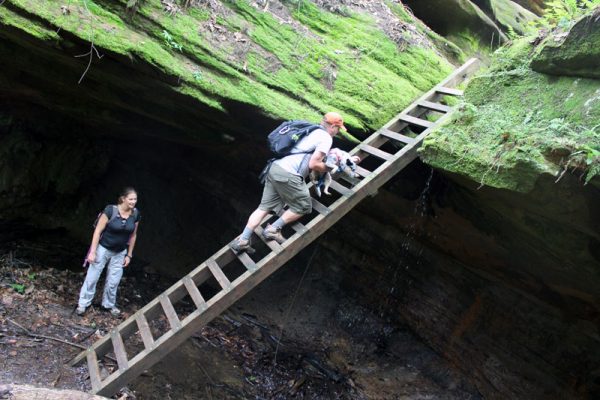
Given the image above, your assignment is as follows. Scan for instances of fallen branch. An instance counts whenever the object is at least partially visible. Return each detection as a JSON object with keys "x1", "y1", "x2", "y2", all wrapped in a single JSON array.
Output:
[
  {"x1": 8, "y1": 318, "x2": 87, "y2": 351},
  {"x1": 9, "y1": 318, "x2": 119, "y2": 364}
]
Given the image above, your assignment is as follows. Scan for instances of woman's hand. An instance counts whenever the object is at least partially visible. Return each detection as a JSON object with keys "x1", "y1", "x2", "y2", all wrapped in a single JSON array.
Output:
[
  {"x1": 86, "y1": 252, "x2": 96, "y2": 264},
  {"x1": 123, "y1": 255, "x2": 131, "y2": 267}
]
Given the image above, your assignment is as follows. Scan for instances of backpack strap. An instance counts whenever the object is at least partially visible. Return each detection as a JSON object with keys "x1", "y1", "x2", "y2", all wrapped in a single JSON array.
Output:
[
  {"x1": 259, "y1": 158, "x2": 276, "y2": 184},
  {"x1": 108, "y1": 205, "x2": 120, "y2": 224},
  {"x1": 287, "y1": 124, "x2": 323, "y2": 156}
]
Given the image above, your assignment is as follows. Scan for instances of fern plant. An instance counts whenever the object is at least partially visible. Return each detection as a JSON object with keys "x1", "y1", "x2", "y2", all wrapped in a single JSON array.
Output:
[{"x1": 537, "y1": 0, "x2": 600, "y2": 28}]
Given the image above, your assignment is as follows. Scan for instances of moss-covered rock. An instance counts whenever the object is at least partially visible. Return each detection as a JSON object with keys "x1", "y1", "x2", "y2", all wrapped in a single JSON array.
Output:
[
  {"x1": 531, "y1": 10, "x2": 600, "y2": 79},
  {"x1": 419, "y1": 36, "x2": 600, "y2": 192},
  {"x1": 510, "y1": 0, "x2": 546, "y2": 15},
  {"x1": 474, "y1": 0, "x2": 538, "y2": 35},
  {"x1": 403, "y1": 0, "x2": 507, "y2": 53},
  {"x1": 0, "y1": 0, "x2": 455, "y2": 137}
]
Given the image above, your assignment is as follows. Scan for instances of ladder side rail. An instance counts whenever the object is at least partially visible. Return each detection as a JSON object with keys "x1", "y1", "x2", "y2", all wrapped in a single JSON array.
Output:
[{"x1": 71, "y1": 263, "x2": 210, "y2": 366}]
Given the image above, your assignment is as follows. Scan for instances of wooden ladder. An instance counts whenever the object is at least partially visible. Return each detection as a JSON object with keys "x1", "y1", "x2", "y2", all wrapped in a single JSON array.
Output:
[{"x1": 71, "y1": 58, "x2": 480, "y2": 397}]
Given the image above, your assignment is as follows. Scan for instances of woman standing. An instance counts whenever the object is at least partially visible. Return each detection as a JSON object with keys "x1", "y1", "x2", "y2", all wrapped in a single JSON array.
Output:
[{"x1": 76, "y1": 187, "x2": 141, "y2": 316}]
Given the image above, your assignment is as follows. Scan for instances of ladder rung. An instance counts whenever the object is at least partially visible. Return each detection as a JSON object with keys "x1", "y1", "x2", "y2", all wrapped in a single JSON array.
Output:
[
  {"x1": 206, "y1": 258, "x2": 231, "y2": 290},
  {"x1": 379, "y1": 128, "x2": 415, "y2": 145},
  {"x1": 290, "y1": 221, "x2": 308, "y2": 233},
  {"x1": 237, "y1": 251, "x2": 258, "y2": 272},
  {"x1": 254, "y1": 225, "x2": 283, "y2": 253},
  {"x1": 135, "y1": 313, "x2": 155, "y2": 350},
  {"x1": 355, "y1": 165, "x2": 370, "y2": 178},
  {"x1": 359, "y1": 144, "x2": 393, "y2": 161},
  {"x1": 160, "y1": 295, "x2": 182, "y2": 331},
  {"x1": 183, "y1": 276, "x2": 207, "y2": 311},
  {"x1": 418, "y1": 100, "x2": 451, "y2": 113},
  {"x1": 328, "y1": 180, "x2": 353, "y2": 197},
  {"x1": 110, "y1": 330, "x2": 129, "y2": 371},
  {"x1": 399, "y1": 115, "x2": 434, "y2": 129},
  {"x1": 86, "y1": 349, "x2": 102, "y2": 392},
  {"x1": 436, "y1": 86, "x2": 463, "y2": 96},
  {"x1": 311, "y1": 198, "x2": 331, "y2": 215}
]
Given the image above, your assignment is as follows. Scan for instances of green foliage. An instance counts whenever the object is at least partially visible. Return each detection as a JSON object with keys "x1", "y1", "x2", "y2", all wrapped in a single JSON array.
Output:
[
  {"x1": 3, "y1": 0, "x2": 453, "y2": 133},
  {"x1": 420, "y1": 38, "x2": 600, "y2": 191},
  {"x1": 10, "y1": 283, "x2": 25, "y2": 294},
  {"x1": 161, "y1": 29, "x2": 183, "y2": 51},
  {"x1": 506, "y1": 26, "x2": 518, "y2": 40},
  {"x1": 535, "y1": 0, "x2": 600, "y2": 28}
]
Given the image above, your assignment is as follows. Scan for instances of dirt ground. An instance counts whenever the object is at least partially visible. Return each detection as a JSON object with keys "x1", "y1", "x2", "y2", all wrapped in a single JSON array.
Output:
[{"x1": 0, "y1": 240, "x2": 481, "y2": 399}]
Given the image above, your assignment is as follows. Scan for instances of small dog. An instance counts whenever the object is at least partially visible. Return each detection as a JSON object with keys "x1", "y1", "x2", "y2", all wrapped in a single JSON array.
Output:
[{"x1": 310, "y1": 148, "x2": 360, "y2": 197}]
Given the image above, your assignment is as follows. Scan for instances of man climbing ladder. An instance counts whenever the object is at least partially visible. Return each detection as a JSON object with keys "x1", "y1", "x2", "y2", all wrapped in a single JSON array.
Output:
[{"x1": 230, "y1": 112, "x2": 347, "y2": 253}]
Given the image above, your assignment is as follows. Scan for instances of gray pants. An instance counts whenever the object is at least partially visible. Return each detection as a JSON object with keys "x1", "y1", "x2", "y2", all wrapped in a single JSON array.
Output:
[{"x1": 78, "y1": 245, "x2": 125, "y2": 309}]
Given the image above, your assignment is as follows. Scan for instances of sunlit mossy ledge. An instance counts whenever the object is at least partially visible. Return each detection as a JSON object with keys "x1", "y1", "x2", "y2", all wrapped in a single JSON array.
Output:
[
  {"x1": 420, "y1": 26, "x2": 600, "y2": 192},
  {"x1": 0, "y1": 0, "x2": 457, "y2": 132}
]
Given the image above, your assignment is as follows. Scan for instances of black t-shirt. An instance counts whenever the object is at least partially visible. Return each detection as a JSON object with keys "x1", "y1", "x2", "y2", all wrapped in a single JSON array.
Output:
[{"x1": 99, "y1": 205, "x2": 141, "y2": 252}]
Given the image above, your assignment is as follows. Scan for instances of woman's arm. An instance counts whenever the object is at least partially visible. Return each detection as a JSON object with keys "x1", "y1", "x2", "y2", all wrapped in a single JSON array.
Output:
[
  {"x1": 124, "y1": 222, "x2": 139, "y2": 267},
  {"x1": 87, "y1": 214, "x2": 108, "y2": 264}
]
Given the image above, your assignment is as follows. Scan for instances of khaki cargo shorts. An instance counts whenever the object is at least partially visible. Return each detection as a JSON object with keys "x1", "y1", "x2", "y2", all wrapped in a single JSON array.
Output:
[{"x1": 259, "y1": 163, "x2": 312, "y2": 215}]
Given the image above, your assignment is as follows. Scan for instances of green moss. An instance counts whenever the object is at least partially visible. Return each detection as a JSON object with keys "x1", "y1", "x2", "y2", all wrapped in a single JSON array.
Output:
[
  {"x1": 2, "y1": 0, "x2": 454, "y2": 132},
  {"x1": 531, "y1": 11, "x2": 600, "y2": 79},
  {"x1": 420, "y1": 38, "x2": 600, "y2": 192},
  {"x1": 386, "y1": 0, "x2": 465, "y2": 64},
  {"x1": 489, "y1": 0, "x2": 538, "y2": 35},
  {"x1": 0, "y1": 5, "x2": 59, "y2": 40}
]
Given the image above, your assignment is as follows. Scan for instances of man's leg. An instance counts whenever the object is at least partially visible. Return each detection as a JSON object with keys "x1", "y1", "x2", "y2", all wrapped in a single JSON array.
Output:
[
  {"x1": 263, "y1": 171, "x2": 312, "y2": 243},
  {"x1": 246, "y1": 208, "x2": 271, "y2": 232},
  {"x1": 230, "y1": 208, "x2": 272, "y2": 253},
  {"x1": 270, "y1": 209, "x2": 302, "y2": 229}
]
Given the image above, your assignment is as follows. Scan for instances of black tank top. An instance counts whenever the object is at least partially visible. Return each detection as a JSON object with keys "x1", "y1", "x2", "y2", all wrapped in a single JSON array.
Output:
[{"x1": 99, "y1": 205, "x2": 141, "y2": 252}]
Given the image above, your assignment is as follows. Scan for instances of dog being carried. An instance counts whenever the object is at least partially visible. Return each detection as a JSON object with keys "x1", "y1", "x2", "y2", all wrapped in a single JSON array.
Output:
[{"x1": 310, "y1": 148, "x2": 361, "y2": 197}]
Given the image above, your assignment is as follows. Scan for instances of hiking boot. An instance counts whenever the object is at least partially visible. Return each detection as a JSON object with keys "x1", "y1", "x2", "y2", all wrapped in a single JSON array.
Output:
[
  {"x1": 229, "y1": 237, "x2": 255, "y2": 254},
  {"x1": 109, "y1": 307, "x2": 121, "y2": 316},
  {"x1": 76, "y1": 306, "x2": 86, "y2": 316},
  {"x1": 101, "y1": 306, "x2": 121, "y2": 316},
  {"x1": 262, "y1": 225, "x2": 286, "y2": 244}
]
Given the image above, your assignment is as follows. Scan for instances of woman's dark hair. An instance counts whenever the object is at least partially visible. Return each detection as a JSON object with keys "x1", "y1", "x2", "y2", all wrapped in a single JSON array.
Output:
[{"x1": 118, "y1": 187, "x2": 137, "y2": 204}]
